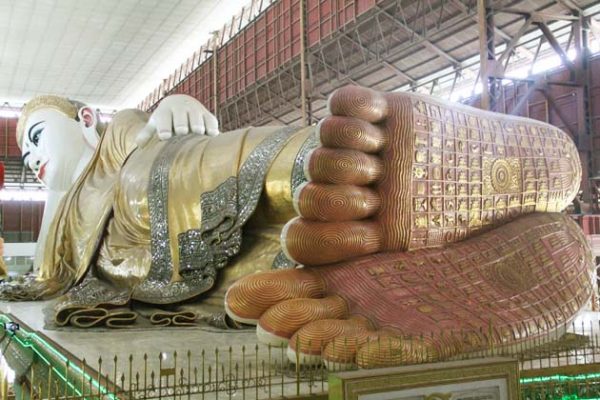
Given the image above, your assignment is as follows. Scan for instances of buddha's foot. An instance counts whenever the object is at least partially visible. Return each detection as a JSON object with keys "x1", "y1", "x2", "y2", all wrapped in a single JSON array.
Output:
[
  {"x1": 226, "y1": 213, "x2": 593, "y2": 368},
  {"x1": 282, "y1": 86, "x2": 580, "y2": 266}
]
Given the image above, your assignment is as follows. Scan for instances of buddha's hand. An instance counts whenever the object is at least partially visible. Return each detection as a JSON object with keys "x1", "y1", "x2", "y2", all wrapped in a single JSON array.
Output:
[{"x1": 136, "y1": 94, "x2": 219, "y2": 147}]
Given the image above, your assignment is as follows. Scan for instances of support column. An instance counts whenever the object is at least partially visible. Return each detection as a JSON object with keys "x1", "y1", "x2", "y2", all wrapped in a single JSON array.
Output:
[
  {"x1": 478, "y1": 0, "x2": 500, "y2": 111},
  {"x1": 478, "y1": 0, "x2": 491, "y2": 110},
  {"x1": 299, "y1": 0, "x2": 311, "y2": 126},
  {"x1": 579, "y1": 16, "x2": 595, "y2": 208},
  {"x1": 211, "y1": 34, "x2": 219, "y2": 120}
]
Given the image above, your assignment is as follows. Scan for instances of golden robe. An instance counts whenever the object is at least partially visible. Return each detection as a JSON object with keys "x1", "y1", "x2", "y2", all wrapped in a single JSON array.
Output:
[{"x1": 0, "y1": 238, "x2": 6, "y2": 278}]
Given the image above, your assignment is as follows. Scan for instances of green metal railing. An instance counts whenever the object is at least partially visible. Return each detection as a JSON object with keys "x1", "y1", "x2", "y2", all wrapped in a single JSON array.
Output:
[
  {"x1": 3, "y1": 313, "x2": 600, "y2": 399},
  {"x1": 0, "y1": 314, "x2": 114, "y2": 399}
]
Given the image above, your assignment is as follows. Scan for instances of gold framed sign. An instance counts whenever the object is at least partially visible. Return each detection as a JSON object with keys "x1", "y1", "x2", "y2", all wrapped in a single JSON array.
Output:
[{"x1": 329, "y1": 357, "x2": 519, "y2": 400}]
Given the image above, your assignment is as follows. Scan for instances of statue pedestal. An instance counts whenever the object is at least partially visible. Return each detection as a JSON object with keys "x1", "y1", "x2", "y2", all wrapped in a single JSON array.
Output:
[
  {"x1": 0, "y1": 300, "x2": 329, "y2": 398},
  {"x1": 0, "y1": 300, "x2": 256, "y2": 377},
  {"x1": 1, "y1": 301, "x2": 600, "y2": 400}
]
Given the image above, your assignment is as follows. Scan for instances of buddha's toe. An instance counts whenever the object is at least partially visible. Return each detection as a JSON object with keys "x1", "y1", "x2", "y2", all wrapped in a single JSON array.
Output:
[
  {"x1": 225, "y1": 269, "x2": 325, "y2": 325},
  {"x1": 257, "y1": 296, "x2": 348, "y2": 346},
  {"x1": 321, "y1": 328, "x2": 378, "y2": 370},
  {"x1": 355, "y1": 335, "x2": 439, "y2": 369},
  {"x1": 317, "y1": 116, "x2": 387, "y2": 153},
  {"x1": 287, "y1": 317, "x2": 373, "y2": 365},
  {"x1": 327, "y1": 86, "x2": 389, "y2": 122},
  {"x1": 282, "y1": 84, "x2": 414, "y2": 267},
  {"x1": 282, "y1": 218, "x2": 382, "y2": 265},
  {"x1": 280, "y1": 86, "x2": 395, "y2": 267},
  {"x1": 305, "y1": 147, "x2": 383, "y2": 185},
  {"x1": 294, "y1": 183, "x2": 381, "y2": 222}
]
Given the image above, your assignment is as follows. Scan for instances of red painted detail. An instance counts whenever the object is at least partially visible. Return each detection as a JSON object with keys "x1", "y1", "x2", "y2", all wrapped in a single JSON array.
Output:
[
  {"x1": 575, "y1": 214, "x2": 600, "y2": 235},
  {"x1": 0, "y1": 117, "x2": 20, "y2": 158}
]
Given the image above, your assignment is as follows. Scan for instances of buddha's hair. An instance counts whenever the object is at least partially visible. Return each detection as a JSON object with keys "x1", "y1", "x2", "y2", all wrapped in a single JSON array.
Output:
[{"x1": 16, "y1": 96, "x2": 92, "y2": 149}]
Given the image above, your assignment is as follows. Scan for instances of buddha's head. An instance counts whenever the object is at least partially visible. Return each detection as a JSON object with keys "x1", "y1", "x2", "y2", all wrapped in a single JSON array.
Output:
[{"x1": 16, "y1": 95, "x2": 99, "y2": 191}]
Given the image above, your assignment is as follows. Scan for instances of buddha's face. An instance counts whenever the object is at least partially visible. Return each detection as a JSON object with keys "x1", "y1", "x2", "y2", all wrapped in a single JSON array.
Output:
[{"x1": 21, "y1": 108, "x2": 87, "y2": 191}]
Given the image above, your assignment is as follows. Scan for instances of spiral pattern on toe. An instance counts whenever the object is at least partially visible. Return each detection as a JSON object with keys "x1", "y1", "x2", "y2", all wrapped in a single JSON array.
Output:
[
  {"x1": 288, "y1": 318, "x2": 372, "y2": 358},
  {"x1": 306, "y1": 148, "x2": 383, "y2": 185},
  {"x1": 317, "y1": 116, "x2": 387, "y2": 153},
  {"x1": 258, "y1": 296, "x2": 348, "y2": 340},
  {"x1": 328, "y1": 86, "x2": 389, "y2": 123},
  {"x1": 322, "y1": 331, "x2": 374, "y2": 367},
  {"x1": 225, "y1": 269, "x2": 326, "y2": 324},
  {"x1": 294, "y1": 183, "x2": 381, "y2": 222},
  {"x1": 280, "y1": 85, "x2": 396, "y2": 267},
  {"x1": 282, "y1": 219, "x2": 383, "y2": 265},
  {"x1": 356, "y1": 336, "x2": 438, "y2": 369}
]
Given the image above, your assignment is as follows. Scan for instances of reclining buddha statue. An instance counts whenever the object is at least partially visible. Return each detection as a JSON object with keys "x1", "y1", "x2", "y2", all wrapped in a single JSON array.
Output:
[{"x1": 1, "y1": 85, "x2": 593, "y2": 368}]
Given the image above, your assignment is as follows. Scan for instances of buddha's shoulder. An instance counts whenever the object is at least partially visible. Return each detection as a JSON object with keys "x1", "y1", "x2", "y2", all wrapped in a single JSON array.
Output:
[{"x1": 108, "y1": 108, "x2": 149, "y2": 129}]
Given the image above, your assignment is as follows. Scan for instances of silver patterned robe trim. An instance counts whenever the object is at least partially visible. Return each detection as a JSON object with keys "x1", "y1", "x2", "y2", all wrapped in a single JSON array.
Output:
[
  {"x1": 205, "y1": 312, "x2": 244, "y2": 329},
  {"x1": 134, "y1": 127, "x2": 298, "y2": 304},
  {"x1": 290, "y1": 132, "x2": 319, "y2": 195},
  {"x1": 146, "y1": 135, "x2": 191, "y2": 282},
  {"x1": 271, "y1": 250, "x2": 296, "y2": 269}
]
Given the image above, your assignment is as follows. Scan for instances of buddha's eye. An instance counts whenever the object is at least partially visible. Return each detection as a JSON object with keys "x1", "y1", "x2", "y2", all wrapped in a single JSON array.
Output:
[
  {"x1": 32, "y1": 128, "x2": 43, "y2": 146},
  {"x1": 27, "y1": 120, "x2": 45, "y2": 147}
]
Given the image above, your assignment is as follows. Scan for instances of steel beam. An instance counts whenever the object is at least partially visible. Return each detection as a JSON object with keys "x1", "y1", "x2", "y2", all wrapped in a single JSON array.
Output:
[
  {"x1": 220, "y1": 59, "x2": 323, "y2": 129},
  {"x1": 315, "y1": 28, "x2": 416, "y2": 87},
  {"x1": 497, "y1": 18, "x2": 533, "y2": 67},
  {"x1": 478, "y1": 0, "x2": 496, "y2": 110},
  {"x1": 448, "y1": 0, "x2": 535, "y2": 58},
  {"x1": 496, "y1": 7, "x2": 579, "y2": 22},
  {"x1": 338, "y1": 30, "x2": 416, "y2": 84},
  {"x1": 537, "y1": 22, "x2": 577, "y2": 74},
  {"x1": 557, "y1": 0, "x2": 583, "y2": 14},
  {"x1": 313, "y1": 50, "x2": 360, "y2": 86},
  {"x1": 377, "y1": 6, "x2": 460, "y2": 66},
  {"x1": 210, "y1": 0, "x2": 597, "y2": 140}
]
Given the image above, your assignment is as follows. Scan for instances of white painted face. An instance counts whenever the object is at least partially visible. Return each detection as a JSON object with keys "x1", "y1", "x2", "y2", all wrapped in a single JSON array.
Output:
[{"x1": 21, "y1": 108, "x2": 87, "y2": 191}]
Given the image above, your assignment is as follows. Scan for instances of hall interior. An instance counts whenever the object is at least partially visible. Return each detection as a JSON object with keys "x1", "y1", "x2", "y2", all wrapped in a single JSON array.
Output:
[{"x1": 2, "y1": 1, "x2": 600, "y2": 399}]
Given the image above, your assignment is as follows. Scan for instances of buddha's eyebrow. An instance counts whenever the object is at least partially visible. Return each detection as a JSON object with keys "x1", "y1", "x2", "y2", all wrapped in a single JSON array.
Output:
[{"x1": 27, "y1": 120, "x2": 44, "y2": 143}]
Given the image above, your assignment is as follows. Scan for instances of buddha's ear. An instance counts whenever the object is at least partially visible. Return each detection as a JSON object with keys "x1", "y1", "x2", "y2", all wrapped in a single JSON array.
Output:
[{"x1": 77, "y1": 106, "x2": 99, "y2": 148}]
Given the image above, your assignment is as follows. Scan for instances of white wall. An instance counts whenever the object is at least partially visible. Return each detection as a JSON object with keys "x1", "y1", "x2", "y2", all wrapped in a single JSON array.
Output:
[{"x1": 3, "y1": 242, "x2": 36, "y2": 257}]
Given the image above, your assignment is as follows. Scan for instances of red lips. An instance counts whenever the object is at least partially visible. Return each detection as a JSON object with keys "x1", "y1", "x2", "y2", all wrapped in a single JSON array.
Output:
[{"x1": 37, "y1": 162, "x2": 48, "y2": 180}]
